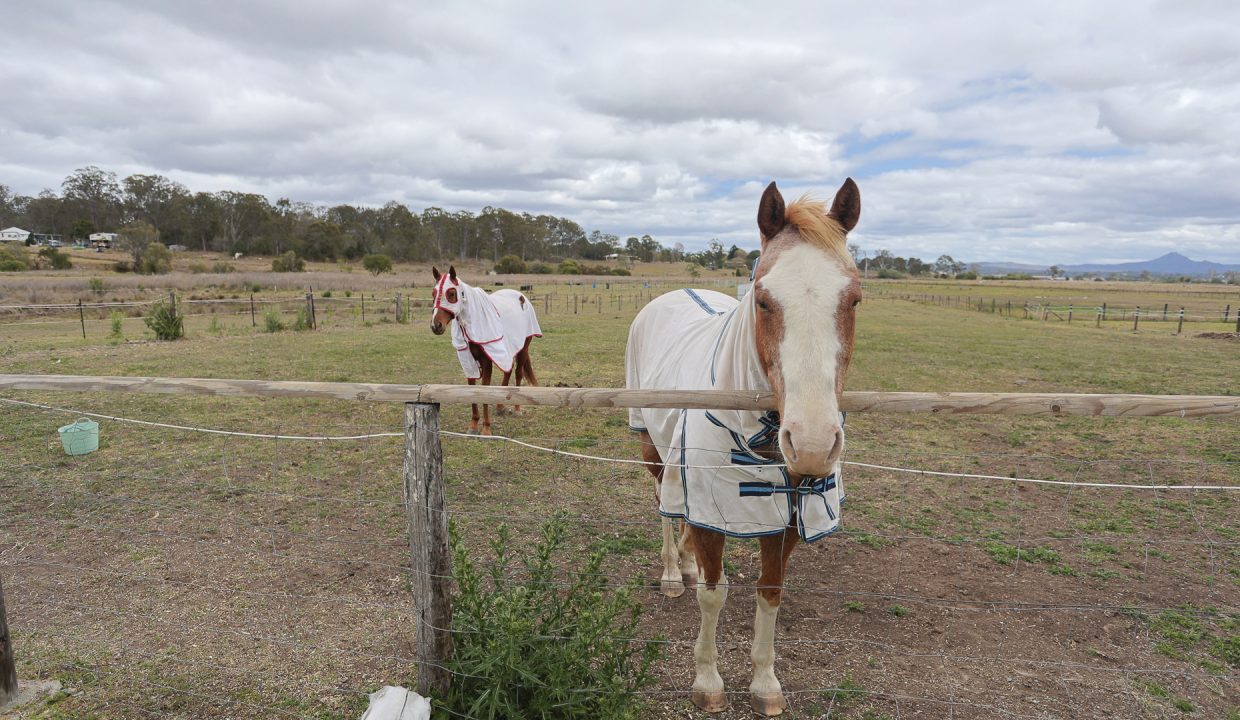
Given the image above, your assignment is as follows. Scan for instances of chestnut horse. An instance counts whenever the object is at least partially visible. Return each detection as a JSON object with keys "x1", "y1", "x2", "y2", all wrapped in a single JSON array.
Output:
[
  {"x1": 625, "y1": 179, "x2": 861, "y2": 715},
  {"x1": 430, "y1": 266, "x2": 541, "y2": 434}
]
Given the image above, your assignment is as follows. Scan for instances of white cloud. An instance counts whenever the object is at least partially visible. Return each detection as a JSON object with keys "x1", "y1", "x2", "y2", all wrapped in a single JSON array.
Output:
[{"x1": 1, "y1": 0, "x2": 1238, "y2": 263}]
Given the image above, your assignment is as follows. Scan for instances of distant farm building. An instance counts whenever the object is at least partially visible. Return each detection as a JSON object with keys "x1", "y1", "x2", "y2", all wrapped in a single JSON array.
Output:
[
  {"x1": 0, "y1": 227, "x2": 30, "y2": 242},
  {"x1": 89, "y1": 232, "x2": 118, "y2": 249}
]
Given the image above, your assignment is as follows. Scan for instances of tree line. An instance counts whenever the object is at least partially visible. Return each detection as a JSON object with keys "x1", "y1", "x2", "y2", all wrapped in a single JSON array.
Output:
[{"x1": 0, "y1": 166, "x2": 690, "y2": 264}]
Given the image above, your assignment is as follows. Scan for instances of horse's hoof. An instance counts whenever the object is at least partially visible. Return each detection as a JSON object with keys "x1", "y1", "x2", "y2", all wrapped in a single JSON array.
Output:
[
  {"x1": 660, "y1": 579, "x2": 685, "y2": 598},
  {"x1": 465, "y1": 428, "x2": 480, "y2": 436},
  {"x1": 751, "y1": 692, "x2": 787, "y2": 716},
  {"x1": 481, "y1": 428, "x2": 492, "y2": 437},
  {"x1": 690, "y1": 690, "x2": 728, "y2": 713},
  {"x1": 495, "y1": 406, "x2": 509, "y2": 416}
]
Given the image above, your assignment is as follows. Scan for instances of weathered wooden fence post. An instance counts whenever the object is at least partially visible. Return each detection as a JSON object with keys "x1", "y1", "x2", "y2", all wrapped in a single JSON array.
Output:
[
  {"x1": 404, "y1": 403, "x2": 453, "y2": 698},
  {"x1": 168, "y1": 290, "x2": 176, "y2": 316},
  {"x1": 78, "y1": 299, "x2": 86, "y2": 339},
  {"x1": 250, "y1": 294, "x2": 256, "y2": 326},
  {"x1": 305, "y1": 293, "x2": 316, "y2": 330},
  {"x1": 1177, "y1": 308, "x2": 1185, "y2": 334},
  {"x1": 1, "y1": 573, "x2": 17, "y2": 706},
  {"x1": 1101, "y1": 302, "x2": 1107, "y2": 322},
  {"x1": 1133, "y1": 306, "x2": 1140, "y2": 332},
  {"x1": 1068, "y1": 304, "x2": 1073, "y2": 324},
  {"x1": 1224, "y1": 304, "x2": 1231, "y2": 324},
  {"x1": 361, "y1": 293, "x2": 366, "y2": 323}
]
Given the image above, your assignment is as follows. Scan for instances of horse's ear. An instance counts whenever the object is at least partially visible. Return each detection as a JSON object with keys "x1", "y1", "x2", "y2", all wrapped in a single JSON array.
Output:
[
  {"x1": 829, "y1": 178, "x2": 861, "y2": 233},
  {"x1": 432, "y1": 266, "x2": 440, "y2": 280},
  {"x1": 757, "y1": 181, "x2": 786, "y2": 242},
  {"x1": 448, "y1": 265, "x2": 457, "y2": 281}
]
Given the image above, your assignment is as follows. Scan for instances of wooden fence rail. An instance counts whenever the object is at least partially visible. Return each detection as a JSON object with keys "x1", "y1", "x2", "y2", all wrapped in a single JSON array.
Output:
[{"x1": 2, "y1": 374, "x2": 1240, "y2": 417}]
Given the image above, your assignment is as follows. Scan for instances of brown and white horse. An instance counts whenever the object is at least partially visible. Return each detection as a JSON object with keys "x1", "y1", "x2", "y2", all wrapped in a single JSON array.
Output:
[
  {"x1": 625, "y1": 179, "x2": 861, "y2": 715},
  {"x1": 430, "y1": 265, "x2": 541, "y2": 435}
]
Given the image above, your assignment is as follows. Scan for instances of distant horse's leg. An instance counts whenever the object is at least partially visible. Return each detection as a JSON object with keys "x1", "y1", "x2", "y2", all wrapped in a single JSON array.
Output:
[
  {"x1": 689, "y1": 525, "x2": 729, "y2": 712},
  {"x1": 479, "y1": 357, "x2": 493, "y2": 436},
  {"x1": 496, "y1": 367, "x2": 512, "y2": 416},
  {"x1": 750, "y1": 527, "x2": 800, "y2": 716},
  {"x1": 639, "y1": 430, "x2": 682, "y2": 597},
  {"x1": 510, "y1": 348, "x2": 525, "y2": 416},
  {"x1": 513, "y1": 337, "x2": 537, "y2": 416},
  {"x1": 466, "y1": 378, "x2": 480, "y2": 435}
]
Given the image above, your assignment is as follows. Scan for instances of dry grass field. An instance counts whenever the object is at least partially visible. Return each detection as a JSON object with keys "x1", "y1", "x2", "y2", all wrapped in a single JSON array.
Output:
[{"x1": 1, "y1": 258, "x2": 1237, "y2": 719}]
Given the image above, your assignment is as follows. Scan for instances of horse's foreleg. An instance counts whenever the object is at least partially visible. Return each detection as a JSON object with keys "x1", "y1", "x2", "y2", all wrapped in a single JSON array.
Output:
[
  {"x1": 750, "y1": 528, "x2": 800, "y2": 716},
  {"x1": 689, "y1": 525, "x2": 729, "y2": 713},
  {"x1": 678, "y1": 519, "x2": 699, "y2": 589},
  {"x1": 466, "y1": 378, "x2": 480, "y2": 435}
]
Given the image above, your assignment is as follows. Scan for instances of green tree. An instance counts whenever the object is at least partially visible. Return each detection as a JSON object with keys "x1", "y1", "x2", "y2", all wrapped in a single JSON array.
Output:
[
  {"x1": 271, "y1": 251, "x2": 305, "y2": 272},
  {"x1": 494, "y1": 254, "x2": 526, "y2": 274},
  {"x1": 70, "y1": 218, "x2": 96, "y2": 241},
  {"x1": 139, "y1": 242, "x2": 172, "y2": 274},
  {"x1": 362, "y1": 253, "x2": 393, "y2": 274},
  {"x1": 123, "y1": 174, "x2": 190, "y2": 242},
  {"x1": 117, "y1": 221, "x2": 159, "y2": 270},
  {"x1": 62, "y1": 166, "x2": 122, "y2": 230}
]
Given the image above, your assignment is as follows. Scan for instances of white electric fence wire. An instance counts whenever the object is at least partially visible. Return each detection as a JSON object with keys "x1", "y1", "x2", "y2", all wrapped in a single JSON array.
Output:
[{"x1": 3, "y1": 396, "x2": 1237, "y2": 491}]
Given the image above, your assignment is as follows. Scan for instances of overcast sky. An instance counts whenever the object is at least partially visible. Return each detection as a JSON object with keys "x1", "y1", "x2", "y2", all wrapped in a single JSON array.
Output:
[{"x1": 3, "y1": 1, "x2": 1239, "y2": 264}]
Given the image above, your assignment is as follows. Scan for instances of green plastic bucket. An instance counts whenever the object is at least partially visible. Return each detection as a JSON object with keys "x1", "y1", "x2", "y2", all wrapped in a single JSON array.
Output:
[{"x1": 58, "y1": 418, "x2": 99, "y2": 456}]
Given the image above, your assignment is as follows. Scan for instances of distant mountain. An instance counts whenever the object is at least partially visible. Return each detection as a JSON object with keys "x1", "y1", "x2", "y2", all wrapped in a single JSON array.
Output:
[
  {"x1": 970, "y1": 253, "x2": 1240, "y2": 278},
  {"x1": 1063, "y1": 252, "x2": 1240, "y2": 277}
]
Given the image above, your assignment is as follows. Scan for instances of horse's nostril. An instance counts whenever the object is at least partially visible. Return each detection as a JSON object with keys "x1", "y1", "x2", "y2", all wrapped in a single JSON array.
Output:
[{"x1": 780, "y1": 428, "x2": 797, "y2": 462}]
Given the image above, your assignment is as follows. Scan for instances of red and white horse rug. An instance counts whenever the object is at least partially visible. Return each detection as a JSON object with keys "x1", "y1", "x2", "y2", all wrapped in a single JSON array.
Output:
[
  {"x1": 626, "y1": 288, "x2": 844, "y2": 542},
  {"x1": 434, "y1": 277, "x2": 542, "y2": 380}
]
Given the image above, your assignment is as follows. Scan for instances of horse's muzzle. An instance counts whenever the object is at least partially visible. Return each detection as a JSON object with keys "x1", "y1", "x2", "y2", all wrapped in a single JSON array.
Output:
[{"x1": 430, "y1": 321, "x2": 445, "y2": 335}]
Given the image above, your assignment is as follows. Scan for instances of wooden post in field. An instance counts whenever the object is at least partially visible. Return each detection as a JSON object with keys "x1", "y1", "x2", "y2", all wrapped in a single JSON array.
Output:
[
  {"x1": 305, "y1": 293, "x2": 316, "y2": 330},
  {"x1": 1177, "y1": 308, "x2": 1185, "y2": 334},
  {"x1": 1, "y1": 573, "x2": 17, "y2": 705},
  {"x1": 1223, "y1": 304, "x2": 1230, "y2": 324},
  {"x1": 361, "y1": 293, "x2": 366, "y2": 323},
  {"x1": 544, "y1": 293, "x2": 549, "y2": 315},
  {"x1": 1101, "y1": 302, "x2": 1107, "y2": 322},
  {"x1": 1235, "y1": 311, "x2": 1239, "y2": 334},
  {"x1": 250, "y1": 294, "x2": 256, "y2": 326},
  {"x1": 168, "y1": 291, "x2": 176, "y2": 316},
  {"x1": 1163, "y1": 303, "x2": 1168, "y2": 321},
  {"x1": 78, "y1": 299, "x2": 86, "y2": 339},
  {"x1": 1068, "y1": 304, "x2": 1073, "y2": 324},
  {"x1": 395, "y1": 293, "x2": 403, "y2": 324},
  {"x1": 574, "y1": 294, "x2": 578, "y2": 314},
  {"x1": 1133, "y1": 306, "x2": 1140, "y2": 332},
  {"x1": 403, "y1": 403, "x2": 453, "y2": 698}
]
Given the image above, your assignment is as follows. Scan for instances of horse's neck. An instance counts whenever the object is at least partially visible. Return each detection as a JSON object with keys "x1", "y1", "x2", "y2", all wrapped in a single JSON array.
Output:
[
  {"x1": 712, "y1": 295, "x2": 767, "y2": 392},
  {"x1": 455, "y1": 282, "x2": 483, "y2": 330}
]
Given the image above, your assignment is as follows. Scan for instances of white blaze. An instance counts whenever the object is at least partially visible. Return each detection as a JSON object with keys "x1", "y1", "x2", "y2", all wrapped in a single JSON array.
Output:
[{"x1": 757, "y1": 243, "x2": 852, "y2": 469}]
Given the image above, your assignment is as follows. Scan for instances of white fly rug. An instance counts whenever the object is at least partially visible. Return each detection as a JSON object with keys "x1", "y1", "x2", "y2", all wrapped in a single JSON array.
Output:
[
  {"x1": 449, "y1": 285, "x2": 542, "y2": 379},
  {"x1": 626, "y1": 288, "x2": 844, "y2": 542}
]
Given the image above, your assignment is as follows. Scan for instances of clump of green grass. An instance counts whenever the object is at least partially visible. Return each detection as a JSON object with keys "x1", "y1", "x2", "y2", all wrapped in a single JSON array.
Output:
[
  {"x1": 844, "y1": 601, "x2": 865, "y2": 613},
  {"x1": 263, "y1": 307, "x2": 285, "y2": 333},
  {"x1": 984, "y1": 542, "x2": 1060, "y2": 566},
  {"x1": 887, "y1": 604, "x2": 908, "y2": 617}
]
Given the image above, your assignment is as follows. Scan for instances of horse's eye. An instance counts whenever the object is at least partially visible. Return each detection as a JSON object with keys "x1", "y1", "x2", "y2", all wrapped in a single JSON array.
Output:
[{"x1": 756, "y1": 300, "x2": 770, "y2": 311}]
